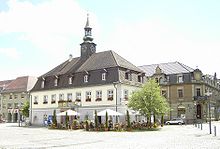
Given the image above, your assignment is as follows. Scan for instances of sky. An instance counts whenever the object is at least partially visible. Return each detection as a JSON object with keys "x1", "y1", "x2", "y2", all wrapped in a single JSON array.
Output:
[{"x1": 0, "y1": 0, "x2": 220, "y2": 80}]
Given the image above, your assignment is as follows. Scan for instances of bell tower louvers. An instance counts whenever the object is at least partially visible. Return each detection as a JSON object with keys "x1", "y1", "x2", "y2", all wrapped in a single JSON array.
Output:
[{"x1": 80, "y1": 14, "x2": 96, "y2": 59}]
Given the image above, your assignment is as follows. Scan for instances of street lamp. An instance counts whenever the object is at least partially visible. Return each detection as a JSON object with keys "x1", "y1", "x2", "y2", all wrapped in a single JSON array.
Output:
[
  {"x1": 113, "y1": 81, "x2": 120, "y2": 123},
  {"x1": 205, "y1": 91, "x2": 212, "y2": 134},
  {"x1": 18, "y1": 103, "x2": 21, "y2": 127}
]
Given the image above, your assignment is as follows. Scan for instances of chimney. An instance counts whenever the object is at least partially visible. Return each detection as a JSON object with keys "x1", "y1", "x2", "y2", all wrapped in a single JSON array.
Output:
[{"x1": 69, "y1": 54, "x2": 73, "y2": 62}]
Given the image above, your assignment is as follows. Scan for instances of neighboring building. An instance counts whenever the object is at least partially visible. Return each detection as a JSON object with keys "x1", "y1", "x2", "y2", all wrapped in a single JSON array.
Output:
[
  {"x1": 139, "y1": 62, "x2": 220, "y2": 123},
  {"x1": 0, "y1": 80, "x2": 14, "y2": 121},
  {"x1": 0, "y1": 76, "x2": 37, "y2": 122},
  {"x1": 30, "y1": 15, "x2": 145, "y2": 125}
]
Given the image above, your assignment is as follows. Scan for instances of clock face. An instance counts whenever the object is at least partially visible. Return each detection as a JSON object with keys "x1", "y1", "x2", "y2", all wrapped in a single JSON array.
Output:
[
  {"x1": 81, "y1": 45, "x2": 87, "y2": 51},
  {"x1": 90, "y1": 45, "x2": 95, "y2": 52}
]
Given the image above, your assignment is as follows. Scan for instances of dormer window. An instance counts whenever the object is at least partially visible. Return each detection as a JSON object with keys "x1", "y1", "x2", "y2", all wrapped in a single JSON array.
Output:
[
  {"x1": 138, "y1": 75, "x2": 143, "y2": 83},
  {"x1": 84, "y1": 75, "x2": 88, "y2": 83},
  {"x1": 54, "y1": 78, "x2": 58, "y2": 86},
  {"x1": 102, "y1": 73, "x2": 106, "y2": 81},
  {"x1": 125, "y1": 70, "x2": 132, "y2": 81},
  {"x1": 69, "y1": 77, "x2": 72, "y2": 84},
  {"x1": 178, "y1": 76, "x2": 183, "y2": 83},
  {"x1": 41, "y1": 80, "x2": 45, "y2": 88}
]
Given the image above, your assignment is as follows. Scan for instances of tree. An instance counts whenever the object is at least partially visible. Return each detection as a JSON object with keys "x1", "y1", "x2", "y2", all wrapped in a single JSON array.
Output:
[
  {"x1": 105, "y1": 111, "x2": 108, "y2": 130},
  {"x1": 128, "y1": 79, "x2": 169, "y2": 128},
  {"x1": 21, "y1": 101, "x2": 29, "y2": 118},
  {"x1": 52, "y1": 109, "x2": 57, "y2": 127},
  {"x1": 65, "y1": 112, "x2": 69, "y2": 129},
  {"x1": 94, "y1": 110, "x2": 98, "y2": 129},
  {"x1": 126, "y1": 110, "x2": 131, "y2": 129}
]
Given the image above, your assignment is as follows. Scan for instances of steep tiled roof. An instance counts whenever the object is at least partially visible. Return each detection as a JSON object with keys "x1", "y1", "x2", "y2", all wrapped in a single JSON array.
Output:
[
  {"x1": 139, "y1": 61, "x2": 194, "y2": 76},
  {"x1": 41, "y1": 50, "x2": 142, "y2": 77},
  {"x1": 76, "y1": 50, "x2": 142, "y2": 72},
  {"x1": 42, "y1": 57, "x2": 80, "y2": 77},
  {"x1": 0, "y1": 80, "x2": 14, "y2": 91},
  {"x1": 2, "y1": 76, "x2": 37, "y2": 93}
]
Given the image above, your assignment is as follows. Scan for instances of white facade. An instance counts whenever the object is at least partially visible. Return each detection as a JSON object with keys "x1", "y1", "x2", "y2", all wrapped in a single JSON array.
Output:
[{"x1": 30, "y1": 83, "x2": 140, "y2": 125}]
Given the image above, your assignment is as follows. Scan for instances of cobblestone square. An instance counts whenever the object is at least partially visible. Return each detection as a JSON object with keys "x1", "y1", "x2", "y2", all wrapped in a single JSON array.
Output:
[{"x1": 0, "y1": 122, "x2": 220, "y2": 149}]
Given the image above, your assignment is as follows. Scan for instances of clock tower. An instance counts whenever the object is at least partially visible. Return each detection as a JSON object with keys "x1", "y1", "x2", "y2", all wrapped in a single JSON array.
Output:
[{"x1": 80, "y1": 14, "x2": 96, "y2": 59}]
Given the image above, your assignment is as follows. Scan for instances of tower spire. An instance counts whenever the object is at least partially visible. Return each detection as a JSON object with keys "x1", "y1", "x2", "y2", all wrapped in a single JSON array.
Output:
[{"x1": 83, "y1": 13, "x2": 93, "y2": 42}]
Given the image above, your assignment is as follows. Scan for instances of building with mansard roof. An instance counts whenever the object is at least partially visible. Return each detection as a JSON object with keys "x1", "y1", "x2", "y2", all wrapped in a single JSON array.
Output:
[
  {"x1": 30, "y1": 15, "x2": 145, "y2": 125},
  {"x1": 139, "y1": 62, "x2": 220, "y2": 123}
]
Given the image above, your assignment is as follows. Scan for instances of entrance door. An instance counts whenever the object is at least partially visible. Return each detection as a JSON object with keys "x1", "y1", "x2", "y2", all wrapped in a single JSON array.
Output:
[{"x1": 196, "y1": 104, "x2": 202, "y2": 119}]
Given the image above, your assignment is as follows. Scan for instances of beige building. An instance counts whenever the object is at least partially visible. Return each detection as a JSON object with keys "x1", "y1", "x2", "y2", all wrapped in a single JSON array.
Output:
[
  {"x1": 0, "y1": 76, "x2": 37, "y2": 122},
  {"x1": 139, "y1": 62, "x2": 220, "y2": 124}
]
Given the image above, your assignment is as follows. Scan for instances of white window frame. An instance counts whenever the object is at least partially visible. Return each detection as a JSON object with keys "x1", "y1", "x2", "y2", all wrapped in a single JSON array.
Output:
[
  {"x1": 51, "y1": 94, "x2": 56, "y2": 103},
  {"x1": 96, "y1": 91, "x2": 102, "y2": 101},
  {"x1": 102, "y1": 73, "x2": 106, "y2": 81},
  {"x1": 178, "y1": 75, "x2": 183, "y2": 83},
  {"x1": 41, "y1": 80, "x2": 45, "y2": 88},
  {"x1": 84, "y1": 75, "x2": 88, "y2": 83},
  {"x1": 76, "y1": 92, "x2": 81, "y2": 101},
  {"x1": 59, "y1": 94, "x2": 64, "y2": 101},
  {"x1": 54, "y1": 79, "x2": 58, "y2": 86},
  {"x1": 43, "y1": 95, "x2": 48, "y2": 103},
  {"x1": 34, "y1": 96, "x2": 38, "y2": 104},
  {"x1": 124, "y1": 90, "x2": 129, "y2": 100},
  {"x1": 67, "y1": 93, "x2": 72, "y2": 101},
  {"x1": 86, "y1": 91, "x2": 91, "y2": 101},
  {"x1": 107, "y1": 90, "x2": 114, "y2": 100},
  {"x1": 69, "y1": 77, "x2": 72, "y2": 84}
]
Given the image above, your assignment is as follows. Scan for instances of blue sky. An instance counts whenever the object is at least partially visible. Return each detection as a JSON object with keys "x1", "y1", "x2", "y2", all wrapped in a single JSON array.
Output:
[{"x1": 0, "y1": 0, "x2": 220, "y2": 80}]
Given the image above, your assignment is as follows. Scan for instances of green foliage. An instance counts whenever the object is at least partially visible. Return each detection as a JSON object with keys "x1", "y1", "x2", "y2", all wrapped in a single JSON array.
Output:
[
  {"x1": 128, "y1": 79, "x2": 169, "y2": 125},
  {"x1": 94, "y1": 110, "x2": 98, "y2": 129},
  {"x1": 105, "y1": 111, "x2": 108, "y2": 129},
  {"x1": 21, "y1": 101, "x2": 29, "y2": 118},
  {"x1": 65, "y1": 112, "x2": 69, "y2": 128},
  {"x1": 85, "y1": 120, "x2": 89, "y2": 131},
  {"x1": 72, "y1": 120, "x2": 79, "y2": 130},
  {"x1": 52, "y1": 109, "x2": 57, "y2": 127},
  {"x1": 126, "y1": 110, "x2": 131, "y2": 128}
]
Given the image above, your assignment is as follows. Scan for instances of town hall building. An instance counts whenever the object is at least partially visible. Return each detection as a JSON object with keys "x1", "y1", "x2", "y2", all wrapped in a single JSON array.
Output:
[{"x1": 30, "y1": 15, "x2": 145, "y2": 125}]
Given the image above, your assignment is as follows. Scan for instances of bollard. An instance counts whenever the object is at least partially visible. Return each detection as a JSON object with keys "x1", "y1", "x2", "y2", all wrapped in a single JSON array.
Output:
[
  {"x1": 195, "y1": 123, "x2": 197, "y2": 127},
  {"x1": 198, "y1": 123, "x2": 200, "y2": 128},
  {"x1": 201, "y1": 123, "x2": 202, "y2": 130},
  {"x1": 214, "y1": 126, "x2": 216, "y2": 136}
]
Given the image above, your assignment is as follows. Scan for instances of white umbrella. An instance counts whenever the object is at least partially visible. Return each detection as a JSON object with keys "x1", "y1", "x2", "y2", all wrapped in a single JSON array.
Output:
[
  {"x1": 97, "y1": 109, "x2": 123, "y2": 116},
  {"x1": 57, "y1": 109, "x2": 80, "y2": 116}
]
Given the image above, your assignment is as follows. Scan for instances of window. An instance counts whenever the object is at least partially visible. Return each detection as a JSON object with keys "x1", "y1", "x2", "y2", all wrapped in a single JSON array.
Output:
[
  {"x1": 178, "y1": 76, "x2": 183, "y2": 83},
  {"x1": 96, "y1": 91, "x2": 102, "y2": 101},
  {"x1": 166, "y1": 76, "x2": 170, "y2": 82},
  {"x1": 41, "y1": 80, "x2": 45, "y2": 88},
  {"x1": 21, "y1": 93, "x2": 25, "y2": 99},
  {"x1": 76, "y1": 92, "x2": 81, "y2": 102},
  {"x1": 9, "y1": 94, "x2": 13, "y2": 99},
  {"x1": 59, "y1": 94, "x2": 64, "y2": 101},
  {"x1": 69, "y1": 77, "x2": 72, "y2": 84},
  {"x1": 178, "y1": 89, "x2": 183, "y2": 98},
  {"x1": 43, "y1": 95, "x2": 48, "y2": 104},
  {"x1": 7, "y1": 103, "x2": 12, "y2": 109},
  {"x1": 67, "y1": 93, "x2": 72, "y2": 102},
  {"x1": 162, "y1": 90, "x2": 167, "y2": 98},
  {"x1": 14, "y1": 103, "x2": 18, "y2": 109},
  {"x1": 51, "y1": 94, "x2": 56, "y2": 104},
  {"x1": 34, "y1": 96, "x2": 38, "y2": 104},
  {"x1": 54, "y1": 79, "x2": 58, "y2": 86},
  {"x1": 125, "y1": 72, "x2": 129, "y2": 80},
  {"x1": 14, "y1": 94, "x2": 18, "y2": 99},
  {"x1": 196, "y1": 88, "x2": 201, "y2": 96},
  {"x1": 86, "y1": 91, "x2": 91, "y2": 102},
  {"x1": 138, "y1": 75, "x2": 143, "y2": 83},
  {"x1": 107, "y1": 90, "x2": 114, "y2": 101},
  {"x1": 102, "y1": 73, "x2": 106, "y2": 81},
  {"x1": 124, "y1": 90, "x2": 129, "y2": 100},
  {"x1": 84, "y1": 75, "x2": 88, "y2": 83}
]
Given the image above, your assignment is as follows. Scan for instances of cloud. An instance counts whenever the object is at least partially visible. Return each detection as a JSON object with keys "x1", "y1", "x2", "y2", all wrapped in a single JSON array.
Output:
[
  {"x1": 0, "y1": 48, "x2": 20, "y2": 59},
  {"x1": 0, "y1": 0, "x2": 100, "y2": 60},
  {"x1": 103, "y1": 19, "x2": 220, "y2": 76}
]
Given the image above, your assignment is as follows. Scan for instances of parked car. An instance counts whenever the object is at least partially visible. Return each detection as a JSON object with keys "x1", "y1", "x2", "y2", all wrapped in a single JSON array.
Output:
[{"x1": 165, "y1": 118, "x2": 184, "y2": 125}]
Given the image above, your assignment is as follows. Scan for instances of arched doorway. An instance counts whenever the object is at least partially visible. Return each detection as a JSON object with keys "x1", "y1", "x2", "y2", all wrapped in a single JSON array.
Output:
[{"x1": 196, "y1": 104, "x2": 202, "y2": 119}]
